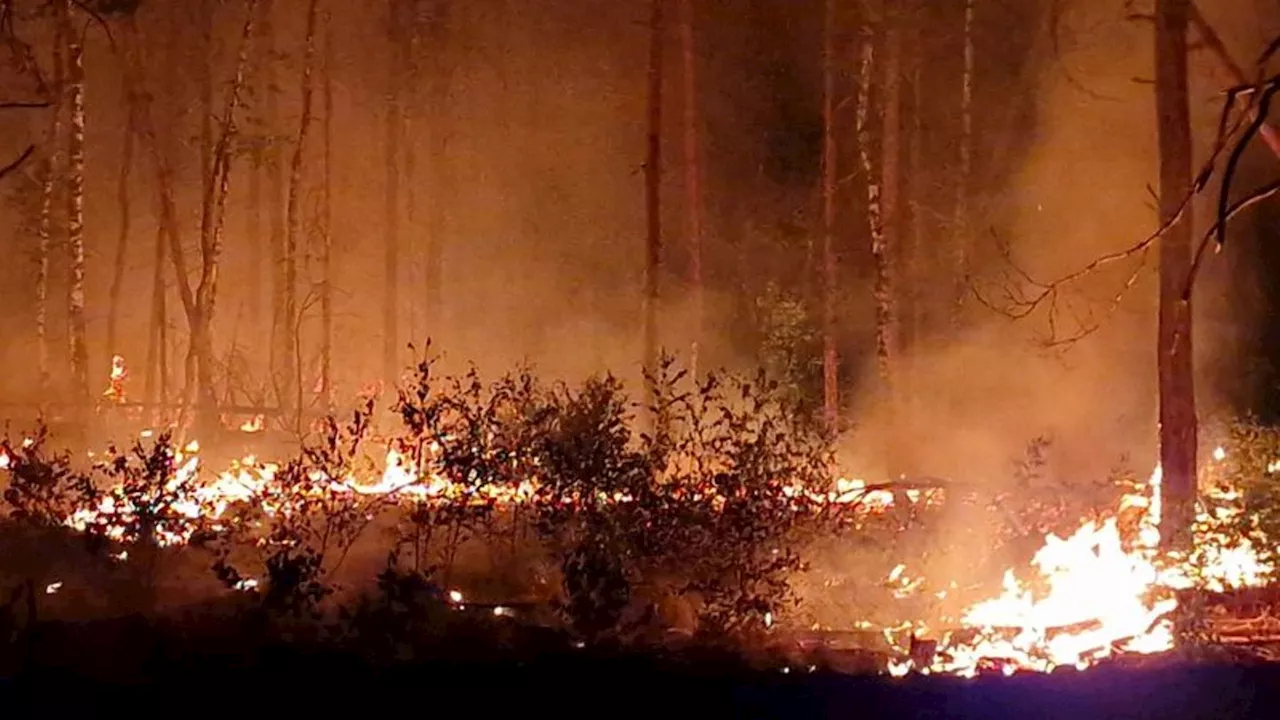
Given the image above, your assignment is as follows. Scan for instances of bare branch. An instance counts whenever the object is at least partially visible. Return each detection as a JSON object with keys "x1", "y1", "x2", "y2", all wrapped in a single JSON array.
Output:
[
  {"x1": 1189, "y1": 2, "x2": 1280, "y2": 160},
  {"x1": 0, "y1": 143, "x2": 34, "y2": 182},
  {"x1": 976, "y1": 60, "x2": 1273, "y2": 346},
  {"x1": 1215, "y1": 78, "x2": 1280, "y2": 249},
  {"x1": 0, "y1": 100, "x2": 49, "y2": 110}
]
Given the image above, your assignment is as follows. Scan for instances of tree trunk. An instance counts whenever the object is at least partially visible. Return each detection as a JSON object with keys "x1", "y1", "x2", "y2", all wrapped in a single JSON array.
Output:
[
  {"x1": 320, "y1": 8, "x2": 335, "y2": 411},
  {"x1": 248, "y1": 149, "x2": 264, "y2": 346},
  {"x1": 855, "y1": 30, "x2": 881, "y2": 367},
  {"x1": 384, "y1": 0, "x2": 404, "y2": 387},
  {"x1": 125, "y1": 14, "x2": 189, "y2": 417},
  {"x1": 643, "y1": 0, "x2": 665, "y2": 407},
  {"x1": 35, "y1": 16, "x2": 65, "y2": 402},
  {"x1": 62, "y1": 0, "x2": 89, "y2": 407},
  {"x1": 191, "y1": 0, "x2": 260, "y2": 431},
  {"x1": 878, "y1": 9, "x2": 903, "y2": 468},
  {"x1": 286, "y1": 0, "x2": 320, "y2": 424},
  {"x1": 200, "y1": 0, "x2": 215, "y2": 206},
  {"x1": 144, "y1": 224, "x2": 168, "y2": 414},
  {"x1": 264, "y1": 0, "x2": 290, "y2": 412},
  {"x1": 952, "y1": 0, "x2": 975, "y2": 328},
  {"x1": 1154, "y1": 0, "x2": 1197, "y2": 551},
  {"x1": 107, "y1": 66, "x2": 135, "y2": 359},
  {"x1": 679, "y1": 0, "x2": 703, "y2": 377},
  {"x1": 820, "y1": 0, "x2": 838, "y2": 429}
]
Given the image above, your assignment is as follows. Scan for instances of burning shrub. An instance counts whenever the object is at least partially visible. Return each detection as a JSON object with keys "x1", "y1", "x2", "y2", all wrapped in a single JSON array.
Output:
[
  {"x1": 524, "y1": 372, "x2": 649, "y2": 639},
  {"x1": 389, "y1": 357, "x2": 533, "y2": 582},
  {"x1": 649, "y1": 365, "x2": 835, "y2": 637},
  {"x1": 518, "y1": 357, "x2": 837, "y2": 641},
  {"x1": 204, "y1": 398, "x2": 395, "y2": 619},
  {"x1": 1198, "y1": 417, "x2": 1280, "y2": 584}
]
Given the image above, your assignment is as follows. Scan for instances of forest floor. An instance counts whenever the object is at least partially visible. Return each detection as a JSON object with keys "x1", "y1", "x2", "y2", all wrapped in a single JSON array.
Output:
[{"x1": 1, "y1": 611, "x2": 1278, "y2": 719}]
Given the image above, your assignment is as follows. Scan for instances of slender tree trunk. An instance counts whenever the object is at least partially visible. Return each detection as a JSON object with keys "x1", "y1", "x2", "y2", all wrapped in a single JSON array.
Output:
[
  {"x1": 320, "y1": 10, "x2": 334, "y2": 410},
  {"x1": 191, "y1": 0, "x2": 260, "y2": 430},
  {"x1": 35, "y1": 17, "x2": 65, "y2": 402},
  {"x1": 264, "y1": 0, "x2": 289, "y2": 411},
  {"x1": 952, "y1": 0, "x2": 975, "y2": 327},
  {"x1": 145, "y1": 224, "x2": 168, "y2": 412},
  {"x1": 820, "y1": 0, "x2": 838, "y2": 428},
  {"x1": 107, "y1": 72, "x2": 135, "y2": 359},
  {"x1": 679, "y1": 0, "x2": 703, "y2": 377},
  {"x1": 62, "y1": 0, "x2": 89, "y2": 406},
  {"x1": 643, "y1": 0, "x2": 665, "y2": 407},
  {"x1": 200, "y1": 0, "x2": 215, "y2": 221},
  {"x1": 1155, "y1": 0, "x2": 1197, "y2": 551},
  {"x1": 878, "y1": 9, "x2": 902, "y2": 467},
  {"x1": 125, "y1": 14, "x2": 188, "y2": 414},
  {"x1": 249, "y1": 150, "x2": 264, "y2": 343},
  {"x1": 247, "y1": 15, "x2": 265, "y2": 357},
  {"x1": 286, "y1": 0, "x2": 320, "y2": 423},
  {"x1": 855, "y1": 30, "x2": 881, "y2": 370},
  {"x1": 384, "y1": 0, "x2": 404, "y2": 387}
]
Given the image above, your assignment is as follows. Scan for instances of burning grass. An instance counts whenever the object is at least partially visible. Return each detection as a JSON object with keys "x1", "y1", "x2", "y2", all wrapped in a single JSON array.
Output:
[{"x1": 0, "y1": 354, "x2": 1277, "y2": 679}]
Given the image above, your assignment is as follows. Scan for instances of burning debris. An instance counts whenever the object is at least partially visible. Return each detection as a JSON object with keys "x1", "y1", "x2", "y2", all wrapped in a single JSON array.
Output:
[{"x1": 882, "y1": 453, "x2": 1275, "y2": 678}]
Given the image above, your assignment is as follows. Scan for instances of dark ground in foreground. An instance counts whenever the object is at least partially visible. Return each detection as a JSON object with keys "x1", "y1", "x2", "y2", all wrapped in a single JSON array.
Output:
[{"x1": 3, "y1": 639, "x2": 1279, "y2": 719}]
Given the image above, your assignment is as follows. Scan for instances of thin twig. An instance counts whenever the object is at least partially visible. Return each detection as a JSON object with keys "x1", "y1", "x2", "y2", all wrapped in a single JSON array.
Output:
[{"x1": 0, "y1": 143, "x2": 35, "y2": 182}]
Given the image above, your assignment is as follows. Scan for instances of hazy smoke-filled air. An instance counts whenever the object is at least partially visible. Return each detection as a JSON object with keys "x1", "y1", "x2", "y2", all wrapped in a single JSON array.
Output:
[{"x1": 0, "y1": 0, "x2": 1277, "y2": 490}]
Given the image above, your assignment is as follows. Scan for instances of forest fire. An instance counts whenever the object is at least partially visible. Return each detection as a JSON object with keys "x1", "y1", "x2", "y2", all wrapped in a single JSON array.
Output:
[
  {"x1": 0, "y1": 360, "x2": 1268, "y2": 678},
  {"x1": 886, "y1": 458, "x2": 1273, "y2": 678},
  {"x1": 9, "y1": 393, "x2": 1272, "y2": 680}
]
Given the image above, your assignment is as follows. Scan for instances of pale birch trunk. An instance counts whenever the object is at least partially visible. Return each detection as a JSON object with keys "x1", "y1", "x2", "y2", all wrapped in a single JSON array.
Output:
[
  {"x1": 855, "y1": 33, "x2": 882, "y2": 370},
  {"x1": 35, "y1": 17, "x2": 65, "y2": 401},
  {"x1": 820, "y1": 0, "x2": 838, "y2": 428},
  {"x1": 62, "y1": 0, "x2": 89, "y2": 405},
  {"x1": 878, "y1": 15, "x2": 901, "y2": 381},
  {"x1": 878, "y1": 10, "x2": 903, "y2": 471}
]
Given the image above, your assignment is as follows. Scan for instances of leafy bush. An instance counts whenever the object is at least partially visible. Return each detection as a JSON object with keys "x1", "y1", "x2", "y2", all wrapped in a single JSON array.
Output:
[
  {"x1": 203, "y1": 397, "x2": 393, "y2": 619},
  {"x1": 0, "y1": 352, "x2": 843, "y2": 657}
]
